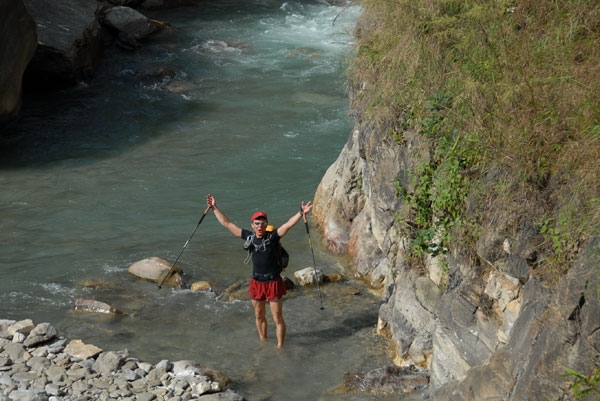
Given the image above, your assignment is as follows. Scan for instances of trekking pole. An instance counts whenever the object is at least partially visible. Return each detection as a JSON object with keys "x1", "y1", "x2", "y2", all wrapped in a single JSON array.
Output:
[
  {"x1": 158, "y1": 205, "x2": 212, "y2": 289},
  {"x1": 302, "y1": 209, "x2": 325, "y2": 310}
]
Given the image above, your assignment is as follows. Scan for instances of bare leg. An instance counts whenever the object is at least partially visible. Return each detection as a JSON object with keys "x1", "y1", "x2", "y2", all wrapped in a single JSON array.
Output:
[
  {"x1": 269, "y1": 300, "x2": 286, "y2": 348},
  {"x1": 252, "y1": 299, "x2": 268, "y2": 341}
]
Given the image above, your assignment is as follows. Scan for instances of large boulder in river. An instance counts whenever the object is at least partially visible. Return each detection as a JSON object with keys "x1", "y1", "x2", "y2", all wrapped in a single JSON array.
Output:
[
  {"x1": 102, "y1": 7, "x2": 162, "y2": 36},
  {"x1": 0, "y1": 0, "x2": 37, "y2": 126},
  {"x1": 22, "y1": 0, "x2": 104, "y2": 89},
  {"x1": 104, "y1": 0, "x2": 197, "y2": 10},
  {"x1": 100, "y1": 6, "x2": 168, "y2": 48},
  {"x1": 128, "y1": 256, "x2": 183, "y2": 287}
]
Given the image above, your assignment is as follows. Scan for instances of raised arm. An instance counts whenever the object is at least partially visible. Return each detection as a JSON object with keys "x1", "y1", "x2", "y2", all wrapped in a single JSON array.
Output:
[
  {"x1": 277, "y1": 201, "x2": 313, "y2": 238},
  {"x1": 207, "y1": 194, "x2": 243, "y2": 238}
]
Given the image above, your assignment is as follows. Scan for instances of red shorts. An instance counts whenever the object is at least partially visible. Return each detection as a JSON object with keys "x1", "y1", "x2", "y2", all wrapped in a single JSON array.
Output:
[{"x1": 249, "y1": 278, "x2": 287, "y2": 302}]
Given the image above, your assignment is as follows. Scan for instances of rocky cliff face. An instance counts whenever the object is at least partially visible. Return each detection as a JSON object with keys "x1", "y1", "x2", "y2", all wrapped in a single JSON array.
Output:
[
  {"x1": 0, "y1": 0, "x2": 37, "y2": 126},
  {"x1": 314, "y1": 103, "x2": 600, "y2": 400}
]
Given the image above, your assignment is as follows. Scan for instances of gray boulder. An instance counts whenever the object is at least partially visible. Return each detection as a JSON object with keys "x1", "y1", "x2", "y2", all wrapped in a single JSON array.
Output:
[
  {"x1": 23, "y1": 322, "x2": 57, "y2": 347},
  {"x1": 101, "y1": 6, "x2": 168, "y2": 48},
  {"x1": 94, "y1": 350, "x2": 128, "y2": 375},
  {"x1": 22, "y1": 0, "x2": 103, "y2": 89},
  {"x1": 0, "y1": 0, "x2": 37, "y2": 126}
]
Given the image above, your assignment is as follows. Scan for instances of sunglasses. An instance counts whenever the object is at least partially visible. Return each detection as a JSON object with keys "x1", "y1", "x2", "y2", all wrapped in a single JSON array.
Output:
[{"x1": 253, "y1": 221, "x2": 268, "y2": 227}]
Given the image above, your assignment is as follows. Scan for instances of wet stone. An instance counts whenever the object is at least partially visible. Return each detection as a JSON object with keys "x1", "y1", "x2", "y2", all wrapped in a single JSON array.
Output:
[
  {"x1": 66, "y1": 364, "x2": 90, "y2": 380},
  {"x1": 44, "y1": 383, "x2": 63, "y2": 397},
  {"x1": 8, "y1": 363, "x2": 28, "y2": 375},
  {"x1": 23, "y1": 323, "x2": 58, "y2": 347},
  {"x1": 26, "y1": 356, "x2": 51, "y2": 373},
  {"x1": 71, "y1": 379, "x2": 90, "y2": 393},
  {"x1": 5, "y1": 389, "x2": 49, "y2": 401},
  {"x1": 46, "y1": 338, "x2": 68, "y2": 354},
  {"x1": 0, "y1": 320, "x2": 17, "y2": 338},
  {"x1": 89, "y1": 377, "x2": 112, "y2": 389},
  {"x1": 12, "y1": 332, "x2": 26, "y2": 344},
  {"x1": 44, "y1": 365, "x2": 66, "y2": 383},
  {"x1": 93, "y1": 350, "x2": 127, "y2": 374},
  {"x1": 136, "y1": 392, "x2": 157, "y2": 401},
  {"x1": 3, "y1": 343, "x2": 26, "y2": 363},
  {"x1": 121, "y1": 367, "x2": 140, "y2": 381}
]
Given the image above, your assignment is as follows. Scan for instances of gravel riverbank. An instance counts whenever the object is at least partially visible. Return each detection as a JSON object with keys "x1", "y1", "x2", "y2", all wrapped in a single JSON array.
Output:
[{"x1": 0, "y1": 319, "x2": 245, "y2": 401}]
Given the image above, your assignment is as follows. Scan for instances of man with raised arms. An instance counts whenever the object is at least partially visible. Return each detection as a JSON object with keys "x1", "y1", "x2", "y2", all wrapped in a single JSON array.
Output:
[{"x1": 206, "y1": 194, "x2": 313, "y2": 349}]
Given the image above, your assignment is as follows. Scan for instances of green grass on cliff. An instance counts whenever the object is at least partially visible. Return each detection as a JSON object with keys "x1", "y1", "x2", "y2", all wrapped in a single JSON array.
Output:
[{"x1": 350, "y1": 0, "x2": 600, "y2": 281}]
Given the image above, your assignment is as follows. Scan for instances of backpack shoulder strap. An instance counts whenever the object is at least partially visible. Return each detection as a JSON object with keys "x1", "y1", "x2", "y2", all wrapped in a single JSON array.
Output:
[{"x1": 243, "y1": 234, "x2": 255, "y2": 264}]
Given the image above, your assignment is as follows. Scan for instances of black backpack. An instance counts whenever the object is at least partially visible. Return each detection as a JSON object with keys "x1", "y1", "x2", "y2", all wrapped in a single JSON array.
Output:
[
  {"x1": 276, "y1": 239, "x2": 289, "y2": 270},
  {"x1": 244, "y1": 231, "x2": 289, "y2": 270}
]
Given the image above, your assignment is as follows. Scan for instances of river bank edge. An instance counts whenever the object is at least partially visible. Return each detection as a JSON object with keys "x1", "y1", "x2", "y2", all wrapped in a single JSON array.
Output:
[{"x1": 0, "y1": 318, "x2": 245, "y2": 401}]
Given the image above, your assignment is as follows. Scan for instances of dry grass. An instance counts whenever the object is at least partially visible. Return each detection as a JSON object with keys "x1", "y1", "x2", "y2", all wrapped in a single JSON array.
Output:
[{"x1": 350, "y1": 0, "x2": 600, "y2": 277}]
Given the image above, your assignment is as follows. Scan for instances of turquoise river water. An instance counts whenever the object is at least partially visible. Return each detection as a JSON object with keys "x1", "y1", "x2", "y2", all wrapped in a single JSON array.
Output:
[{"x1": 0, "y1": 1, "x2": 407, "y2": 400}]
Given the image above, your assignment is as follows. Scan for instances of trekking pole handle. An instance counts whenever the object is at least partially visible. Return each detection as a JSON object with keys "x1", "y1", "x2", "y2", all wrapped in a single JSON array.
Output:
[{"x1": 301, "y1": 205, "x2": 309, "y2": 232}]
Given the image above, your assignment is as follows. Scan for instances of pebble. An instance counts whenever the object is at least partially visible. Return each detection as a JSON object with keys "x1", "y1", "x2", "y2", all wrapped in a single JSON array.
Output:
[{"x1": 0, "y1": 319, "x2": 245, "y2": 401}]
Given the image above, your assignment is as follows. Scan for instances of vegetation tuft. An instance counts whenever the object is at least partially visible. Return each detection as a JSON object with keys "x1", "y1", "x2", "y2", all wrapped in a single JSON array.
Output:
[{"x1": 562, "y1": 366, "x2": 600, "y2": 399}]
